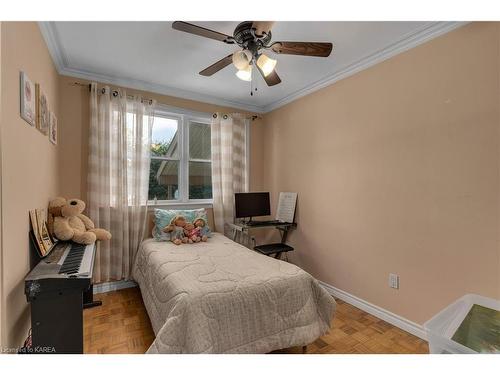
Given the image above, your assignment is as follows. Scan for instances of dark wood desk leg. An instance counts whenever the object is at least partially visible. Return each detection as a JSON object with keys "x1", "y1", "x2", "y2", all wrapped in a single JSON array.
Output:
[
  {"x1": 302, "y1": 345, "x2": 307, "y2": 354},
  {"x1": 83, "y1": 284, "x2": 102, "y2": 309}
]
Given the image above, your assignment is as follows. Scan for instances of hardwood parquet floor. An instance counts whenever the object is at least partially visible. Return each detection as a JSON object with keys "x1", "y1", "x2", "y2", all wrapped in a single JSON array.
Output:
[{"x1": 83, "y1": 287, "x2": 429, "y2": 354}]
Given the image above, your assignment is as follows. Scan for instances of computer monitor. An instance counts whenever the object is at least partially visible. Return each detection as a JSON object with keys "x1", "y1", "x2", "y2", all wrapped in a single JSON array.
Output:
[{"x1": 234, "y1": 192, "x2": 271, "y2": 219}]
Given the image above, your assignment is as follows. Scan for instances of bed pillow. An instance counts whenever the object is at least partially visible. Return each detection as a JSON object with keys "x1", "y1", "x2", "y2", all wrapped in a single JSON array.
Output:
[{"x1": 152, "y1": 208, "x2": 210, "y2": 241}]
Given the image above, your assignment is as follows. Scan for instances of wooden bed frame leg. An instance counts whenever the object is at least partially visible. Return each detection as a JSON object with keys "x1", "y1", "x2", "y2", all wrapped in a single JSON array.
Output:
[{"x1": 302, "y1": 345, "x2": 307, "y2": 354}]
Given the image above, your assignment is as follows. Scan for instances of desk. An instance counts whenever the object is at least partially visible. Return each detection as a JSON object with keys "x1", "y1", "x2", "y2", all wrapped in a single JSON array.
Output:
[{"x1": 228, "y1": 221, "x2": 297, "y2": 259}]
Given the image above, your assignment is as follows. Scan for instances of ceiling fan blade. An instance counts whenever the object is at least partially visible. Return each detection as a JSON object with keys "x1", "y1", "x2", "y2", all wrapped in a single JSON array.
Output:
[
  {"x1": 256, "y1": 65, "x2": 281, "y2": 86},
  {"x1": 270, "y1": 41, "x2": 333, "y2": 57},
  {"x1": 199, "y1": 54, "x2": 234, "y2": 76},
  {"x1": 172, "y1": 21, "x2": 232, "y2": 43},
  {"x1": 252, "y1": 21, "x2": 275, "y2": 37}
]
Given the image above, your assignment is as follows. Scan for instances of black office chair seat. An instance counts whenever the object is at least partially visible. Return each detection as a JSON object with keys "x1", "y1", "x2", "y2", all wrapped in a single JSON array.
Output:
[{"x1": 254, "y1": 243, "x2": 294, "y2": 257}]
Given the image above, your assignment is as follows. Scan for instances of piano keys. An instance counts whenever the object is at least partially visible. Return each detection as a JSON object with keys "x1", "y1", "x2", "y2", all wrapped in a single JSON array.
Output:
[
  {"x1": 25, "y1": 240, "x2": 99, "y2": 354},
  {"x1": 59, "y1": 242, "x2": 94, "y2": 276}
]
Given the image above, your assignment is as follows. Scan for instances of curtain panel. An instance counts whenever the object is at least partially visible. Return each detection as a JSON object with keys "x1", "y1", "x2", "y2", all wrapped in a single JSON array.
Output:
[
  {"x1": 88, "y1": 83, "x2": 155, "y2": 282},
  {"x1": 211, "y1": 113, "x2": 249, "y2": 234}
]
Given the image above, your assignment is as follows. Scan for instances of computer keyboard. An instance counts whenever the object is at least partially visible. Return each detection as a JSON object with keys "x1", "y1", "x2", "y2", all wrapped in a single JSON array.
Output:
[{"x1": 246, "y1": 220, "x2": 286, "y2": 226}]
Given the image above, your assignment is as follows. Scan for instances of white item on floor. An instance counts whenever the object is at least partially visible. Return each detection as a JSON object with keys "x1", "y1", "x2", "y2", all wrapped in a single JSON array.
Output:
[{"x1": 424, "y1": 294, "x2": 500, "y2": 354}]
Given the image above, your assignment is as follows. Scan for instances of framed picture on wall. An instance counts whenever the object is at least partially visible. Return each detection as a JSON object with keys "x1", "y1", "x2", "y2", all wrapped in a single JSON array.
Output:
[
  {"x1": 49, "y1": 111, "x2": 57, "y2": 145},
  {"x1": 20, "y1": 71, "x2": 36, "y2": 126},
  {"x1": 36, "y1": 84, "x2": 49, "y2": 135}
]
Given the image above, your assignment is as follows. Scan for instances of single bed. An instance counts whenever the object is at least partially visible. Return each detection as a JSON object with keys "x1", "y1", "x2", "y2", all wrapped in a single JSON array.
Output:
[{"x1": 132, "y1": 229, "x2": 336, "y2": 354}]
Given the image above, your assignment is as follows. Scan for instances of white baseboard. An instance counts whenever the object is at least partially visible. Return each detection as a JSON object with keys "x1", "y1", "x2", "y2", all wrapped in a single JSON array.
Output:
[
  {"x1": 318, "y1": 280, "x2": 427, "y2": 341},
  {"x1": 93, "y1": 280, "x2": 137, "y2": 294}
]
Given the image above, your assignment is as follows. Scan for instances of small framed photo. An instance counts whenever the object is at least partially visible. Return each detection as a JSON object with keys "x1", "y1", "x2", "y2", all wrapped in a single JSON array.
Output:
[
  {"x1": 36, "y1": 84, "x2": 49, "y2": 135},
  {"x1": 49, "y1": 111, "x2": 57, "y2": 145},
  {"x1": 20, "y1": 72, "x2": 36, "y2": 126}
]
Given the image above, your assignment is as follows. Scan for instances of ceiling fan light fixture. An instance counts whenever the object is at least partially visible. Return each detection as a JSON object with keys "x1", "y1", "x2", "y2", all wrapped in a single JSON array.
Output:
[
  {"x1": 172, "y1": 21, "x2": 333, "y2": 88},
  {"x1": 236, "y1": 65, "x2": 252, "y2": 82},
  {"x1": 232, "y1": 50, "x2": 253, "y2": 70},
  {"x1": 256, "y1": 54, "x2": 277, "y2": 77}
]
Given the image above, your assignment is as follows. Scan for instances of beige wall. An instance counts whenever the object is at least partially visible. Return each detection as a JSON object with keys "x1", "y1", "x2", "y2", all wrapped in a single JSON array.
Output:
[
  {"x1": 58, "y1": 75, "x2": 265, "y2": 200},
  {"x1": 261, "y1": 22, "x2": 500, "y2": 324},
  {"x1": 0, "y1": 20, "x2": 3, "y2": 347},
  {"x1": 1, "y1": 20, "x2": 499, "y2": 348},
  {"x1": 0, "y1": 22, "x2": 61, "y2": 348},
  {"x1": 0, "y1": 27, "x2": 264, "y2": 348}
]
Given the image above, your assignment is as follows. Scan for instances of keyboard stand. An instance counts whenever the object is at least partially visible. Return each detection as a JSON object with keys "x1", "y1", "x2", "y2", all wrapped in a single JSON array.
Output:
[
  {"x1": 228, "y1": 221, "x2": 297, "y2": 259},
  {"x1": 83, "y1": 284, "x2": 102, "y2": 309}
]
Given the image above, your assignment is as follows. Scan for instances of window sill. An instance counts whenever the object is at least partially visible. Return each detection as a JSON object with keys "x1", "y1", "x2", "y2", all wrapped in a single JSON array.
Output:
[{"x1": 148, "y1": 200, "x2": 213, "y2": 209}]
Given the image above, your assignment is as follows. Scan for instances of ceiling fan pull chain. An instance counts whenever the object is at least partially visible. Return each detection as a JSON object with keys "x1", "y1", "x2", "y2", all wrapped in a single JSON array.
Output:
[
  {"x1": 252, "y1": 67, "x2": 258, "y2": 95},
  {"x1": 250, "y1": 65, "x2": 254, "y2": 96}
]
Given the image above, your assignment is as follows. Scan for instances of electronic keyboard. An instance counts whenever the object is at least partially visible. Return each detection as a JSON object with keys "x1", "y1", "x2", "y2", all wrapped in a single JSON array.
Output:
[
  {"x1": 58, "y1": 242, "x2": 95, "y2": 276},
  {"x1": 25, "y1": 242, "x2": 95, "y2": 295},
  {"x1": 24, "y1": 241, "x2": 99, "y2": 353}
]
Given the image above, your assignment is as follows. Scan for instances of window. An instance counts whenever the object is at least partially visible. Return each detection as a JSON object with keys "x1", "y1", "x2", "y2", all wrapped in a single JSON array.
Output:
[
  {"x1": 188, "y1": 121, "x2": 212, "y2": 200},
  {"x1": 148, "y1": 108, "x2": 212, "y2": 204}
]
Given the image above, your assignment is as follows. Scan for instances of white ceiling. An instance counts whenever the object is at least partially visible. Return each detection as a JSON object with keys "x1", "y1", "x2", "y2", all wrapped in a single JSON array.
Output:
[{"x1": 40, "y1": 21, "x2": 464, "y2": 113}]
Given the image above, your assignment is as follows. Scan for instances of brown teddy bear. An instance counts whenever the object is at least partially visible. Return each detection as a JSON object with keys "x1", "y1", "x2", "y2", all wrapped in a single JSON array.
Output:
[
  {"x1": 48, "y1": 197, "x2": 111, "y2": 245},
  {"x1": 162, "y1": 215, "x2": 189, "y2": 245}
]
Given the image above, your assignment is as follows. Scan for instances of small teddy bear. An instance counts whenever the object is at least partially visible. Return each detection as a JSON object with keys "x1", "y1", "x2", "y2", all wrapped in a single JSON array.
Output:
[
  {"x1": 193, "y1": 217, "x2": 209, "y2": 242},
  {"x1": 163, "y1": 215, "x2": 189, "y2": 245},
  {"x1": 48, "y1": 197, "x2": 112, "y2": 245}
]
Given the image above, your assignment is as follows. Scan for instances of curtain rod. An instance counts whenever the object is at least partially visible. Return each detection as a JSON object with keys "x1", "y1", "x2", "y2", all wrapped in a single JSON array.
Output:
[
  {"x1": 70, "y1": 81, "x2": 154, "y2": 104},
  {"x1": 214, "y1": 113, "x2": 261, "y2": 121},
  {"x1": 70, "y1": 81, "x2": 262, "y2": 121}
]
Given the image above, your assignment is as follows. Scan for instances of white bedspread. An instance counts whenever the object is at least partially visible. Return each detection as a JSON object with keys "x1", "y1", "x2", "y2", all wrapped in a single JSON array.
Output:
[{"x1": 132, "y1": 233, "x2": 336, "y2": 353}]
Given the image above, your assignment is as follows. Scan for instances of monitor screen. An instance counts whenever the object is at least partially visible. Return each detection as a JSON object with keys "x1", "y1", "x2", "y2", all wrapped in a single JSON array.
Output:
[{"x1": 234, "y1": 192, "x2": 271, "y2": 219}]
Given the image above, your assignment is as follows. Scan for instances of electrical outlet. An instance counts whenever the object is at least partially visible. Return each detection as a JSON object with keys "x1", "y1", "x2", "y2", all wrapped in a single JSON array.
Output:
[{"x1": 389, "y1": 273, "x2": 399, "y2": 289}]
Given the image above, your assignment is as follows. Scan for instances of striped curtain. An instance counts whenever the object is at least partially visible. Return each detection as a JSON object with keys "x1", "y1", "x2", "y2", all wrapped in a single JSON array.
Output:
[
  {"x1": 88, "y1": 83, "x2": 155, "y2": 282},
  {"x1": 211, "y1": 113, "x2": 249, "y2": 234}
]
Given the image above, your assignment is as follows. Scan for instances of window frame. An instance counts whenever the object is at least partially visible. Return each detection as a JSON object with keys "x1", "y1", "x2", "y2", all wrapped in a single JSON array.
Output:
[
  {"x1": 186, "y1": 119, "x2": 212, "y2": 200},
  {"x1": 149, "y1": 105, "x2": 213, "y2": 206}
]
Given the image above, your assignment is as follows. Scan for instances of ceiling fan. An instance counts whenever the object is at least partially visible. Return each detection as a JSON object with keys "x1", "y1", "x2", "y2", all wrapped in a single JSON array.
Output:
[{"x1": 172, "y1": 21, "x2": 333, "y2": 87}]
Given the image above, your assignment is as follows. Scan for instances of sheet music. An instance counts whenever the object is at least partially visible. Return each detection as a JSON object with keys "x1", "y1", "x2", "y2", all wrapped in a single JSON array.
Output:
[
  {"x1": 276, "y1": 192, "x2": 297, "y2": 223},
  {"x1": 30, "y1": 208, "x2": 53, "y2": 256}
]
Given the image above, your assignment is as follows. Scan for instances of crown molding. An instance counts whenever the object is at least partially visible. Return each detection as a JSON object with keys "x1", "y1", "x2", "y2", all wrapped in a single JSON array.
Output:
[
  {"x1": 39, "y1": 21, "x2": 467, "y2": 115},
  {"x1": 262, "y1": 21, "x2": 468, "y2": 113},
  {"x1": 38, "y1": 22, "x2": 265, "y2": 114},
  {"x1": 57, "y1": 65, "x2": 265, "y2": 114},
  {"x1": 38, "y1": 21, "x2": 68, "y2": 71}
]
